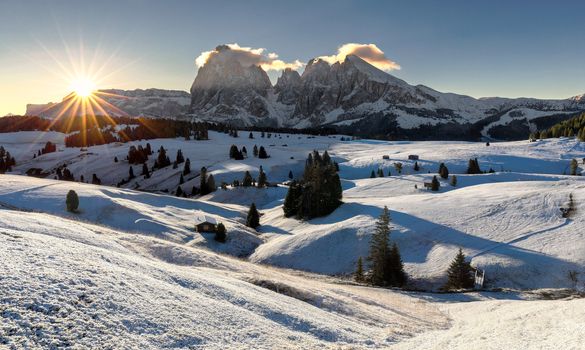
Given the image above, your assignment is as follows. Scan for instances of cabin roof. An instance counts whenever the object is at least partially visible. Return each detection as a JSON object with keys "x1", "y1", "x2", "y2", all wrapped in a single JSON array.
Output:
[{"x1": 194, "y1": 211, "x2": 217, "y2": 225}]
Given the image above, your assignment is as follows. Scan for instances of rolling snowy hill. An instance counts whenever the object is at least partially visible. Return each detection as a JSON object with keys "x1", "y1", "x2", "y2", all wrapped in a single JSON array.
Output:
[{"x1": 1, "y1": 129, "x2": 585, "y2": 348}]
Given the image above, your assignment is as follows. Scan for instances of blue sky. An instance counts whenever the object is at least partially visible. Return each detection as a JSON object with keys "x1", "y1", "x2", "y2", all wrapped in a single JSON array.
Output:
[{"x1": 1, "y1": 0, "x2": 584, "y2": 115}]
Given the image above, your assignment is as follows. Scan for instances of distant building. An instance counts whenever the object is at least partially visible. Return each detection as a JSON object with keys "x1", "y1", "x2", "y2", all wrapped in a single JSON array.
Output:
[
  {"x1": 408, "y1": 155, "x2": 419, "y2": 160},
  {"x1": 194, "y1": 212, "x2": 218, "y2": 233}
]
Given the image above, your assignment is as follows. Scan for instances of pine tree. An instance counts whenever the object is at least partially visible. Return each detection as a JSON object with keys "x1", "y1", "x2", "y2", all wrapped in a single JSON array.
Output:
[
  {"x1": 444, "y1": 248, "x2": 475, "y2": 290},
  {"x1": 570, "y1": 158, "x2": 579, "y2": 176},
  {"x1": 176, "y1": 149, "x2": 184, "y2": 164},
  {"x1": 242, "y1": 171, "x2": 253, "y2": 187},
  {"x1": 377, "y1": 168, "x2": 384, "y2": 177},
  {"x1": 66, "y1": 190, "x2": 79, "y2": 212},
  {"x1": 207, "y1": 174, "x2": 216, "y2": 193},
  {"x1": 368, "y1": 206, "x2": 391, "y2": 286},
  {"x1": 355, "y1": 257, "x2": 365, "y2": 283},
  {"x1": 467, "y1": 158, "x2": 481, "y2": 174},
  {"x1": 439, "y1": 163, "x2": 449, "y2": 179},
  {"x1": 450, "y1": 175, "x2": 457, "y2": 186},
  {"x1": 114, "y1": 156, "x2": 118, "y2": 163},
  {"x1": 370, "y1": 170, "x2": 376, "y2": 178},
  {"x1": 253, "y1": 145, "x2": 259, "y2": 157},
  {"x1": 249, "y1": 132, "x2": 254, "y2": 139},
  {"x1": 142, "y1": 163, "x2": 149, "y2": 177},
  {"x1": 176, "y1": 186, "x2": 183, "y2": 197},
  {"x1": 229, "y1": 144, "x2": 239, "y2": 159},
  {"x1": 258, "y1": 146, "x2": 268, "y2": 159},
  {"x1": 129, "y1": 166, "x2": 135, "y2": 179},
  {"x1": 183, "y1": 158, "x2": 191, "y2": 175},
  {"x1": 246, "y1": 203, "x2": 260, "y2": 229},
  {"x1": 288, "y1": 170, "x2": 293, "y2": 180},
  {"x1": 386, "y1": 242, "x2": 407, "y2": 287},
  {"x1": 431, "y1": 175, "x2": 440, "y2": 191},
  {"x1": 215, "y1": 223, "x2": 226, "y2": 243},
  {"x1": 283, "y1": 181, "x2": 302, "y2": 217},
  {"x1": 179, "y1": 173, "x2": 185, "y2": 185},
  {"x1": 257, "y1": 167, "x2": 267, "y2": 188},
  {"x1": 413, "y1": 161, "x2": 420, "y2": 171},
  {"x1": 200, "y1": 167, "x2": 208, "y2": 195}
]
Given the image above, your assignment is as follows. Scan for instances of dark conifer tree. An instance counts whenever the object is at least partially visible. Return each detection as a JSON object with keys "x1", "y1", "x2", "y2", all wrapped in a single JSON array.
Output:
[
  {"x1": 370, "y1": 170, "x2": 376, "y2": 178},
  {"x1": 253, "y1": 145, "x2": 259, "y2": 157},
  {"x1": 258, "y1": 146, "x2": 268, "y2": 159},
  {"x1": 249, "y1": 132, "x2": 254, "y2": 139},
  {"x1": 176, "y1": 186, "x2": 183, "y2": 197},
  {"x1": 229, "y1": 144, "x2": 239, "y2": 159},
  {"x1": 179, "y1": 174, "x2": 185, "y2": 185},
  {"x1": 368, "y1": 206, "x2": 391, "y2": 286},
  {"x1": 450, "y1": 175, "x2": 457, "y2": 186},
  {"x1": 377, "y1": 168, "x2": 384, "y2": 177},
  {"x1": 467, "y1": 158, "x2": 481, "y2": 174},
  {"x1": 431, "y1": 175, "x2": 440, "y2": 191},
  {"x1": 439, "y1": 163, "x2": 449, "y2": 179},
  {"x1": 570, "y1": 158, "x2": 579, "y2": 176},
  {"x1": 283, "y1": 181, "x2": 302, "y2": 217},
  {"x1": 215, "y1": 223, "x2": 227, "y2": 242},
  {"x1": 129, "y1": 166, "x2": 135, "y2": 179},
  {"x1": 114, "y1": 156, "x2": 118, "y2": 163},
  {"x1": 246, "y1": 202, "x2": 260, "y2": 229},
  {"x1": 413, "y1": 161, "x2": 420, "y2": 171},
  {"x1": 183, "y1": 158, "x2": 191, "y2": 175},
  {"x1": 386, "y1": 242, "x2": 407, "y2": 287},
  {"x1": 207, "y1": 174, "x2": 216, "y2": 193},
  {"x1": 66, "y1": 190, "x2": 79, "y2": 212},
  {"x1": 444, "y1": 248, "x2": 475, "y2": 290},
  {"x1": 199, "y1": 167, "x2": 208, "y2": 195},
  {"x1": 257, "y1": 167, "x2": 267, "y2": 188},
  {"x1": 288, "y1": 170, "x2": 293, "y2": 179},
  {"x1": 142, "y1": 163, "x2": 149, "y2": 176},
  {"x1": 242, "y1": 171, "x2": 253, "y2": 187},
  {"x1": 176, "y1": 149, "x2": 184, "y2": 164}
]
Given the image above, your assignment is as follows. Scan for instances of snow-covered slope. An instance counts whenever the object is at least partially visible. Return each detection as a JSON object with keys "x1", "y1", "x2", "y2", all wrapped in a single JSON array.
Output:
[
  {"x1": 2, "y1": 129, "x2": 585, "y2": 347},
  {"x1": 0, "y1": 206, "x2": 447, "y2": 348}
]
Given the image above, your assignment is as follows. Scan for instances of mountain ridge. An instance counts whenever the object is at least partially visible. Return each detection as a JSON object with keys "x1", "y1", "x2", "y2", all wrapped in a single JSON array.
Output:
[{"x1": 24, "y1": 47, "x2": 585, "y2": 140}]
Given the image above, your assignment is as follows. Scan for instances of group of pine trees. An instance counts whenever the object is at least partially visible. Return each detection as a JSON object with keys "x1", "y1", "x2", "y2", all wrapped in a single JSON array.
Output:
[
  {"x1": 529, "y1": 112, "x2": 585, "y2": 141},
  {"x1": 229, "y1": 144, "x2": 268, "y2": 160},
  {"x1": 232, "y1": 167, "x2": 268, "y2": 188},
  {"x1": 355, "y1": 208, "x2": 476, "y2": 291},
  {"x1": 64, "y1": 118, "x2": 211, "y2": 148},
  {"x1": 127, "y1": 143, "x2": 152, "y2": 164},
  {"x1": 0, "y1": 146, "x2": 16, "y2": 174},
  {"x1": 283, "y1": 150, "x2": 342, "y2": 219}
]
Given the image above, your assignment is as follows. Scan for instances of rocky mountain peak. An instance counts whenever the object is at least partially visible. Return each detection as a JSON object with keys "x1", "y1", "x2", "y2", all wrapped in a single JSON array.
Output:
[{"x1": 274, "y1": 68, "x2": 301, "y2": 105}]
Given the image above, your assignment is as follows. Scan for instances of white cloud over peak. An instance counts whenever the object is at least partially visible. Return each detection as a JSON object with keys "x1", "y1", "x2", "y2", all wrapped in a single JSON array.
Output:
[
  {"x1": 318, "y1": 43, "x2": 401, "y2": 71},
  {"x1": 195, "y1": 43, "x2": 303, "y2": 72}
]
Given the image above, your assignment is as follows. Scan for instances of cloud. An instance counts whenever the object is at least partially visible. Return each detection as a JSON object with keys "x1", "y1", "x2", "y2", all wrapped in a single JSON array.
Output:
[
  {"x1": 195, "y1": 43, "x2": 303, "y2": 72},
  {"x1": 318, "y1": 43, "x2": 400, "y2": 71}
]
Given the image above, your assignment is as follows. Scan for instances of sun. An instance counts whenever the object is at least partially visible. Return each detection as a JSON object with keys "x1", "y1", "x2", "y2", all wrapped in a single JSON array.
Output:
[{"x1": 69, "y1": 77, "x2": 96, "y2": 98}]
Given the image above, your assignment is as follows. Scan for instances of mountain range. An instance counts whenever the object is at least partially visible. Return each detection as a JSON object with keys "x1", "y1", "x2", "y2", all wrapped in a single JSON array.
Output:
[{"x1": 26, "y1": 45, "x2": 585, "y2": 140}]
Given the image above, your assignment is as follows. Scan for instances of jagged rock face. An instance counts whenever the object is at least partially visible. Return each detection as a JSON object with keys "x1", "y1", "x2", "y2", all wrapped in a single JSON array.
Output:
[
  {"x1": 274, "y1": 68, "x2": 301, "y2": 105},
  {"x1": 190, "y1": 45, "x2": 272, "y2": 118}
]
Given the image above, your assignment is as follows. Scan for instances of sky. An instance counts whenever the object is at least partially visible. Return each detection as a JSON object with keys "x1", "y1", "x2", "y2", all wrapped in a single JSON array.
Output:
[{"x1": 1, "y1": 0, "x2": 585, "y2": 116}]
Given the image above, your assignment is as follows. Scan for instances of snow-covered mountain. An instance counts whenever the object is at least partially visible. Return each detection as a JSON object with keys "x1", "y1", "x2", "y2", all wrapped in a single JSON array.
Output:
[
  {"x1": 188, "y1": 47, "x2": 585, "y2": 139},
  {"x1": 26, "y1": 88, "x2": 191, "y2": 119},
  {"x1": 25, "y1": 47, "x2": 585, "y2": 140}
]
